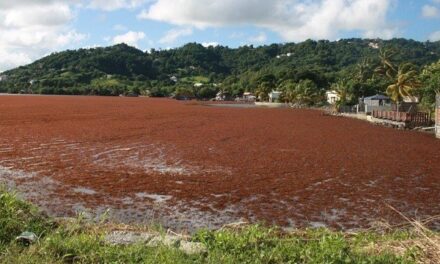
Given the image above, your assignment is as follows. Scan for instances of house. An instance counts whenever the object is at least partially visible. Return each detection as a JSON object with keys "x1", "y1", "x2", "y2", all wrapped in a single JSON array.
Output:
[
  {"x1": 243, "y1": 92, "x2": 256, "y2": 102},
  {"x1": 215, "y1": 91, "x2": 224, "y2": 101},
  {"x1": 398, "y1": 96, "x2": 420, "y2": 112},
  {"x1": 170, "y1": 76, "x2": 178, "y2": 83},
  {"x1": 0, "y1": 75, "x2": 7, "y2": 81},
  {"x1": 326, "y1": 90, "x2": 340, "y2": 104},
  {"x1": 369, "y1": 42, "x2": 380, "y2": 49},
  {"x1": 268, "y1": 91, "x2": 282, "y2": 103},
  {"x1": 362, "y1": 94, "x2": 391, "y2": 113},
  {"x1": 194, "y1": 82, "x2": 203, "y2": 88},
  {"x1": 215, "y1": 91, "x2": 234, "y2": 101},
  {"x1": 363, "y1": 94, "x2": 391, "y2": 106}
]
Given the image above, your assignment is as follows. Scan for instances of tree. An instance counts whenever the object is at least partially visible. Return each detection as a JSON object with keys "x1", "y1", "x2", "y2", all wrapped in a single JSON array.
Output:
[
  {"x1": 278, "y1": 79, "x2": 297, "y2": 103},
  {"x1": 255, "y1": 81, "x2": 274, "y2": 101},
  {"x1": 1, "y1": 39, "x2": 439, "y2": 97},
  {"x1": 356, "y1": 58, "x2": 373, "y2": 82},
  {"x1": 294, "y1": 79, "x2": 324, "y2": 106},
  {"x1": 386, "y1": 63, "x2": 420, "y2": 103},
  {"x1": 375, "y1": 48, "x2": 398, "y2": 79},
  {"x1": 331, "y1": 80, "x2": 351, "y2": 110},
  {"x1": 419, "y1": 60, "x2": 440, "y2": 111}
]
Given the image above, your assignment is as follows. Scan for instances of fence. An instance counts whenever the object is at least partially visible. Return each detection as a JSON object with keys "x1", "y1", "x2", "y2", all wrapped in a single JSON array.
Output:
[
  {"x1": 372, "y1": 110, "x2": 431, "y2": 128},
  {"x1": 365, "y1": 105, "x2": 392, "y2": 114},
  {"x1": 338, "y1": 104, "x2": 380, "y2": 113},
  {"x1": 338, "y1": 105, "x2": 358, "y2": 113}
]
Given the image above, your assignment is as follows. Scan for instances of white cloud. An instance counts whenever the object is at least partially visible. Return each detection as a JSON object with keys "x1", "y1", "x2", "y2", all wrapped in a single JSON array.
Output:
[
  {"x1": 3, "y1": 4, "x2": 73, "y2": 28},
  {"x1": 0, "y1": 49, "x2": 34, "y2": 72},
  {"x1": 88, "y1": 0, "x2": 147, "y2": 11},
  {"x1": 159, "y1": 28, "x2": 193, "y2": 44},
  {"x1": 429, "y1": 31, "x2": 440, "y2": 41},
  {"x1": 202, "y1": 42, "x2": 219, "y2": 47},
  {"x1": 112, "y1": 31, "x2": 146, "y2": 47},
  {"x1": 0, "y1": 1, "x2": 85, "y2": 72},
  {"x1": 422, "y1": 5, "x2": 439, "y2": 18},
  {"x1": 139, "y1": 0, "x2": 396, "y2": 42}
]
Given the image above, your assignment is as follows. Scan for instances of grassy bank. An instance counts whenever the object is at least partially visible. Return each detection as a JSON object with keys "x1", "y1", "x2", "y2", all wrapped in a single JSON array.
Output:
[{"x1": 0, "y1": 188, "x2": 438, "y2": 263}]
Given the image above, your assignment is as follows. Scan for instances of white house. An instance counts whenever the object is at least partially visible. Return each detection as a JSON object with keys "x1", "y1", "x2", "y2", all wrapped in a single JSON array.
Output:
[
  {"x1": 194, "y1": 82, "x2": 203, "y2": 88},
  {"x1": 0, "y1": 75, "x2": 7, "y2": 81},
  {"x1": 243, "y1": 92, "x2": 256, "y2": 102},
  {"x1": 215, "y1": 91, "x2": 225, "y2": 101},
  {"x1": 170, "y1": 76, "x2": 178, "y2": 83},
  {"x1": 326, "y1": 90, "x2": 340, "y2": 104},
  {"x1": 369, "y1": 42, "x2": 380, "y2": 49},
  {"x1": 269, "y1": 91, "x2": 282, "y2": 103}
]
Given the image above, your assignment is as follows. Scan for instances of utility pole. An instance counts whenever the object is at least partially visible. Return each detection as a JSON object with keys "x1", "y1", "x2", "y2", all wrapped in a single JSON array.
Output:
[{"x1": 436, "y1": 94, "x2": 440, "y2": 139}]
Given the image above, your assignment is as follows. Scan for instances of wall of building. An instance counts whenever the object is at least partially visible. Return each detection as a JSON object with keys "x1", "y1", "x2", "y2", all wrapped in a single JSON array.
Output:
[{"x1": 436, "y1": 95, "x2": 440, "y2": 139}]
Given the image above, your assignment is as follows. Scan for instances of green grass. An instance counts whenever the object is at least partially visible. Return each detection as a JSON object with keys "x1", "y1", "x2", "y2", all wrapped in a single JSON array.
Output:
[
  {"x1": 0, "y1": 188, "x2": 429, "y2": 263},
  {"x1": 0, "y1": 189, "x2": 54, "y2": 249}
]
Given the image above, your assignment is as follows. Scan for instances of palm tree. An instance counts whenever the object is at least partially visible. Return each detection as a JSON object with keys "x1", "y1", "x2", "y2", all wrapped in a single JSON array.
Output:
[
  {"x1": 375, "y1": 48, "x2": 397, "y2": 79},
  {"x1": 278, "y1": 80, "x2": 297, "y2": 103},
  {"x1": 331, "y1": 80, "x2": 351, "y2": 112},
  {"x1": 295, "y1": 80, "x2": 323, "y2": 106},
  {"x1": 386, "y1": 63, "x2": 421, "y2": 108},
  {"x1": 255, "y1": 81, "x2": 274, "y2": 102},
  {"x1": 356, "y1": 58, "x2": 373, "y2": 82}
]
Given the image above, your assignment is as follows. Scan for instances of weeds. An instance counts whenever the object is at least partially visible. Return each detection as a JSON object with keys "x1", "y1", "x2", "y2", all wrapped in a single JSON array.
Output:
[{"x1": 0, "y1": 188, "x2": 437, "y2": 263}]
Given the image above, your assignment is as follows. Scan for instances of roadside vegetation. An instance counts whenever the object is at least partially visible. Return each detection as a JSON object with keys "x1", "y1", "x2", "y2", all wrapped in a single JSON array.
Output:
[{"x1": 1, "y1": 187, "x2": 438, "y2": 263}]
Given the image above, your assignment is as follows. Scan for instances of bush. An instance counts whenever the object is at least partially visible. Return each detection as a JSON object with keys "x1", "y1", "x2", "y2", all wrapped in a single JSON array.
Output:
[{"x1": 0, "y1": 188, "x2": 53, "y2": 247}]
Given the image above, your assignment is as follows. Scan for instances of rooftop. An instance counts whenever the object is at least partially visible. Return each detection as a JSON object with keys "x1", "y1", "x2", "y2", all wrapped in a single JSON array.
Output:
[{"x1": 364, "y1": 94, "x2": 390, "y2": 100}]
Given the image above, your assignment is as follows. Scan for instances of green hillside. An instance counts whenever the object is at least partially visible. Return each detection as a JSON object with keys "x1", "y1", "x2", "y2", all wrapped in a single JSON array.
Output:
[{"x1": 0, "y1": 39, "x2": 439, "y2": 106}]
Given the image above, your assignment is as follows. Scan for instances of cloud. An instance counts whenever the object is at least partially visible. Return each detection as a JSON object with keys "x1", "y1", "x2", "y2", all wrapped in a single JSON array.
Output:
[
  {"x1": 429, "y1": 31, "x2": 440, "y2": 41},
  {"x1": 422, "y1": 5, "x2": 439, "y2": 18},
  {"x1": 202, "y1": 42, "x2": 219, "y2": 47},
  {"x1": 159, "y1": 28, "x2": 193, "y2": 44},
  {"x1": 139, "y1": 0, "x2": 396, "y2": 42},
  {"x1": 3, "y1": 4, "x2": 73, "y2": 28},
  {"x1": 112, "y1": 31, "x2": 146, "y2": 47},
  {"x1": 88, "y1": 0, "x2": 147, "y2": 11},
  {"x1": 0, "y1": 1, "x2": 85, "y2": 72}
]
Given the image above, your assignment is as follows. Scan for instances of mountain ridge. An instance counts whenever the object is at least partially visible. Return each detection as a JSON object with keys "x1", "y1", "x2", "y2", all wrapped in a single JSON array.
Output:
[{"x1": 0, "y1": 38, "x2": 439, "y2": 98}]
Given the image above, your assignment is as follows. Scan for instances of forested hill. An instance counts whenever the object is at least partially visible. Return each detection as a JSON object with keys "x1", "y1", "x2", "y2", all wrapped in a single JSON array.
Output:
[{"x1": 1, "y1": 38, "x2": 439, "y2": 99}]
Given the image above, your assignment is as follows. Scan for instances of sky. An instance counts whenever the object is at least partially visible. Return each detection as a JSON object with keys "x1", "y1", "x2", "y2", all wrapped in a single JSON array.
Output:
[{"x1": 0, "y1": 0, "x2": 439, "y2": 72}]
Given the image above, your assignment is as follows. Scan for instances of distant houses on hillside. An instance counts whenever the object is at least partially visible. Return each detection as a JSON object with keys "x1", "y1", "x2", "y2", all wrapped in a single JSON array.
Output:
[{"x1": 326, "y1": 91, "x2": 340, "y2": 104}]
